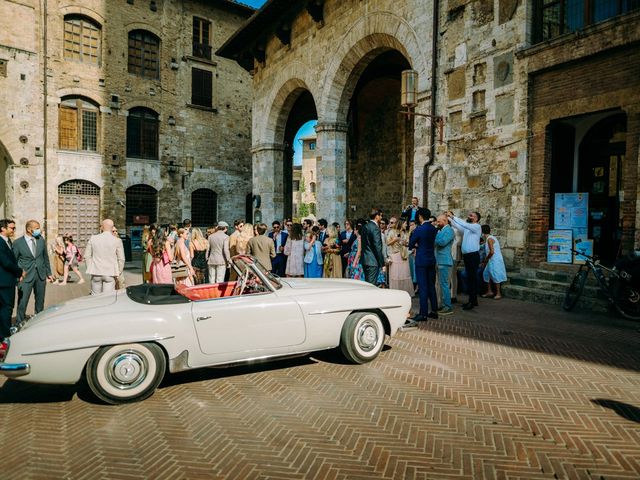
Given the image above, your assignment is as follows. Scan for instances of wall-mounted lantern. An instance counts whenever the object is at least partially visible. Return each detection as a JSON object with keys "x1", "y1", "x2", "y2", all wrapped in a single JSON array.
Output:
[{"x1": 399, "y1": 69, "x2": 445, "y2": 144}]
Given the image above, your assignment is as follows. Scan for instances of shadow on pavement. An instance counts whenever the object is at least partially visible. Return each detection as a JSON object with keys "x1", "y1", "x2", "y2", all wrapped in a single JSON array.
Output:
[
  {"x1": 591, "y1": 398, "x2": 640, "y2": 423},
  {"x1": 0, "y1": 380, "x2": 77, "y2": 404}
]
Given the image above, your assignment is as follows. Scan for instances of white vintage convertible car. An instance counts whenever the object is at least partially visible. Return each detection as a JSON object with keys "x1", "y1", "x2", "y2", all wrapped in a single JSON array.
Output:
[{"x1": 0, "y1": 255, "x2": 411, "y2": 404}]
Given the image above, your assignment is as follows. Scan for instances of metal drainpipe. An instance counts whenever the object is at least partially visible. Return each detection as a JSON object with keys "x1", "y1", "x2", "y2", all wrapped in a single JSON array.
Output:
[
  {"x1": 42, "y1": 0, "x2": 49, "y2": 235},
  {"x1": 425, "y1": 0, "x2": 440, "y2": 207}
]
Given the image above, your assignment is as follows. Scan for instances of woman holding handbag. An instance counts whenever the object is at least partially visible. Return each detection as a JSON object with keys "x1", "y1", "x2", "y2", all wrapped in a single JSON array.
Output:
[
  {"x1": 151, "y1": 230, "x2": 173, "y2": 284},
  {"x1": 174, "y1": 228, "x2": 195, "y2": 286}
]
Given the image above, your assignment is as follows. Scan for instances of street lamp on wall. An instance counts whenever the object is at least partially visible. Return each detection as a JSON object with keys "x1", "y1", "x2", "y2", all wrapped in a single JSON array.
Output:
[{"x1": 400, "y1": 69, "x2": 445, "y2": 144}]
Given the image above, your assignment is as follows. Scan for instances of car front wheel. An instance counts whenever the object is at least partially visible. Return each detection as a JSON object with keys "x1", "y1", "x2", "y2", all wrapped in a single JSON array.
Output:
[
  {"x1": 85, "y1": 342, "x2": 166, "y2": 404},
  {"x1": 340, "y1": 311, "x2": 386, "y2": 364}
]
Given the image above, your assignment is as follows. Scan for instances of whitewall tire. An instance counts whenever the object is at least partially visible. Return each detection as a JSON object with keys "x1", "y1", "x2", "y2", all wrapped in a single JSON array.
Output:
[
  {"x1": 86, "y1": 343, "x2": 166, "y2": 404},
  {"x1": 340, "y1": 312, "x2": 385, "y2": 364}
]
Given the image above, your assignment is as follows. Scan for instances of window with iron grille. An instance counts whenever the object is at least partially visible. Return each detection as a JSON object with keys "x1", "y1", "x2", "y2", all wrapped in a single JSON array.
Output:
[
  {"x1": 191, "y1": 188, "x2": 217, "y2": 227},
  {"x1": 64, "y1": 15, "x2": 101, "y2": 65},
  {"x1": 193, "y1": 17, "x2": 212, "y2": 59},
  {"x1": 535, "y1": 0, "x2": 640, "y2": 42},
  {"x1": 128, "y1": 30, "x2": 160, "y2": 79},
  {"x1": 127, "y1": 107, "x2": 159, "y2": 159},
  {"x1": 58, "y1": 179, "x2": 100, "y2": 196},
  {"x1": 126, "y1": 184, "x2": 158, "y2": 225},
  {"x1": 192, "y1": 68, "x2": 213, "y2": 107},
  {"x1": 58, "y1": 97, "x2": 99, "y2": 152}
]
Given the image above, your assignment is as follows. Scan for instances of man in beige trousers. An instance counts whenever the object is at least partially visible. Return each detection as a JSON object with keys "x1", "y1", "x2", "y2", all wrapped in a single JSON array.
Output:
[
  {"x1": 84, "y1": 219, "x2": 125, "y2": 295},
  {"x1": 207, "y1": 221, "x2": 231, "y2": 283}
]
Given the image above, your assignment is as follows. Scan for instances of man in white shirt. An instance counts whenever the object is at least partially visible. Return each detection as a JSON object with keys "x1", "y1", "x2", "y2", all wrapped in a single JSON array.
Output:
[
  {"x1": 84, "y1": 219, "x2": 126, "y2": 295},
  {"x1": 447, "y1": 211, "x2": 482, "y2": 310}
]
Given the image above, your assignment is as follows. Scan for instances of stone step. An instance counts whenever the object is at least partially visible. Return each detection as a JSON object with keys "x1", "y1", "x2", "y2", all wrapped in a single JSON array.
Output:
[
  {"x1": 501, "y1": 284, "x2": 610, "y2": 314},
  {"x1": 518, "y1": 267, "x2": 600, "y2": 286},
  {"x1": 507, "y1": 276, "x2": 605, "y2": 299}
]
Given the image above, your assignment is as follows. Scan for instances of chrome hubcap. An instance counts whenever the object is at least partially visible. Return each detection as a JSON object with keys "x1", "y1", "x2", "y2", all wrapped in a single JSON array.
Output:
[
  {"x1": 357, "y1": 320, "x2": 379, "y2": 352},
  {"x1": 107, "y1": 351, "x2": 147, "y2": 389}
]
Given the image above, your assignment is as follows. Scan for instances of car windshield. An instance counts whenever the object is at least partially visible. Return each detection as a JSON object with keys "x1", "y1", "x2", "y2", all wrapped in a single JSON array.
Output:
[{"x1": 232, "y1": 256, "x2": 282, "y2": 290}]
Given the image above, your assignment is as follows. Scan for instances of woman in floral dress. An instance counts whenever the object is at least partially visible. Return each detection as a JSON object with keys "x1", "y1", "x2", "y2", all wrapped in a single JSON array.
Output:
[{"x1": 346, "y1": 221, "x2": 365, "y2": 281}]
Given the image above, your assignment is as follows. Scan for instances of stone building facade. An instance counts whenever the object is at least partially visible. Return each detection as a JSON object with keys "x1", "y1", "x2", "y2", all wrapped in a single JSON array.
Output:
[
  {"x1": 219, "y1": 0, "x2": 640, "y2": 268},
  {"x1": 0, "y1": 0, "x2": 253, "y2": 247},
  {"x1": 291, "y1": 134, "x2": 318, "y2": 220}
]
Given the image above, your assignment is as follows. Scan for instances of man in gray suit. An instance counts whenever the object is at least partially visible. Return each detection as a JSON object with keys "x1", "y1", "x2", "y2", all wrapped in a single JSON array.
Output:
[
  {"x1": 207, "y1": 221, "x2": 231, "y2": 283},
  {"x1": 13, "y1": 219, "x2": 53, "y2": 323},
  {"x1": 84, "y1": 219, "x2": 125, "y2": 295},
  {"x1": 360, "y1": 208, "x2": 385, "y2": 285}
]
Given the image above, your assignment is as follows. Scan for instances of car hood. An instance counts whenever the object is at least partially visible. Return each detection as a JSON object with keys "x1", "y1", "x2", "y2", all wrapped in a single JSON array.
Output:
[
  {"x1": 280, "y1": 278, "x2": 378, "y2": 290},
  {"x1": 21, "y1": 290, "x2": 119, "y2": 330}
]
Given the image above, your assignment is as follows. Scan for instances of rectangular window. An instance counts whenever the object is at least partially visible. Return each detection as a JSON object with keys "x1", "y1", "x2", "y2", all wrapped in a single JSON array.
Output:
[
  {"x1": 128, "y1": 31, "x2": 160, "y2": 79},
  {"x1": 535, "y1": 0, "x2": 640, "y2": 42},
  {"x1": 192, "y1": 68, "x2": 213, "y2": 107},
  {"x1": 82, "y1": 110, "x2": 97, "y2": 151},
  {"x1": 193, "y1": 17, "x2": 212, "y2": 59}
]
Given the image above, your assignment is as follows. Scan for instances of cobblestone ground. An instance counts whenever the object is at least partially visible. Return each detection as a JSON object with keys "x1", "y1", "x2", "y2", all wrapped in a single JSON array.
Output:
[{"x1": 1, "y1": 264, "x2": 639, "y2": 479}]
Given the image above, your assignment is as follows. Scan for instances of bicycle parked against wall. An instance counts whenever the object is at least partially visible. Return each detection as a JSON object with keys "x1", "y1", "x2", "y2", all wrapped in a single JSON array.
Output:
[{"x1": 562, "y1": 249, "x2": 640, "y2": 321}]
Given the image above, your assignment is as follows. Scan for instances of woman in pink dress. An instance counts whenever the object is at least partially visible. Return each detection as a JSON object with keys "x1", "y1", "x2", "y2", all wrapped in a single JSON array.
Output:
[
  {"x1": 150, "y1": 230, "x2": 173, "y2": 284},
  {"x1": 283, "y1": 223, "x2": 304, "y2": 277}
]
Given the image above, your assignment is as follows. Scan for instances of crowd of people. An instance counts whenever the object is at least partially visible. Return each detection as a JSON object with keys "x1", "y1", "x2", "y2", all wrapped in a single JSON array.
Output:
[
  {"x1": 139, "y1": 198, "x2": 507, "y2": 327},
  {"x1": 0, "y1": 199, "x2": 508, "y2": 342}
]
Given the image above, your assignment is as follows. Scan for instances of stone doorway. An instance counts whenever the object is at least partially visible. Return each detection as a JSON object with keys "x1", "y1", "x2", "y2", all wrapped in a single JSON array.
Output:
[
  {"x1": 346, "y1": 50, "x2": 414, "y2": 220},
  {"x1": 549, "y1": 111, "x2": 627, "y2": 262}
]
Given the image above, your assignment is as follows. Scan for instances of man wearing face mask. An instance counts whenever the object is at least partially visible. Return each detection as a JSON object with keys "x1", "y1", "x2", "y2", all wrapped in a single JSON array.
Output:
[
  {"x1": 13, "y1": 220, "x2": 53, "y2": 323},
  {"x1": 447, "y1": 210, "x2": 482, "y2": 310}
]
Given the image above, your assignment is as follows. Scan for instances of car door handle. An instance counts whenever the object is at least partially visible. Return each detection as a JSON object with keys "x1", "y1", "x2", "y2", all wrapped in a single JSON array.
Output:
[{"x1": 197, "y1": 315, "x2": 212, "y2": 322}]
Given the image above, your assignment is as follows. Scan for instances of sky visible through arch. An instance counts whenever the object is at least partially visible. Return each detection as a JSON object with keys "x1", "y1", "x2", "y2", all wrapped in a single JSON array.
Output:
[{"x1": 234, "y1": 0, "x2": 315, "y2": 166}]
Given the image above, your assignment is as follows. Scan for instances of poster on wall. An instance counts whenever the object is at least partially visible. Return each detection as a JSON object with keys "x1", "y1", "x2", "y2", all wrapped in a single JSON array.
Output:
[
  {"x1": 554, "y1": 193, "x2": 589, "y2": 229},
  {"x1": 547, "y1": 229, "x2": 573, "y2": 264},
  {"x1": 573, "y1": 239, "x2": 594, "y2": 265}
]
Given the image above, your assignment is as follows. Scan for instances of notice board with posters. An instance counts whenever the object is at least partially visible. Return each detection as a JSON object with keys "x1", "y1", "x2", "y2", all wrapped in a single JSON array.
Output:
[
  {"x1": 547, "y1": 229, "x2": 573, "y2": 264},
  {"x1": 554, "y1": 192, "x2": 589, "y2": 241}
]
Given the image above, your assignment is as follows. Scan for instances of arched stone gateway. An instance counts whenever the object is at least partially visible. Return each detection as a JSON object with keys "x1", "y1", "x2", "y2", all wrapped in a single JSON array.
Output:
[{"x1": 254, "y1": 30, "x2": 427, "y2": 223}]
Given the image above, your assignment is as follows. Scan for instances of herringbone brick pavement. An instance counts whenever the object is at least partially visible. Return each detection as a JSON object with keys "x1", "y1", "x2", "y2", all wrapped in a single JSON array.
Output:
[{"x1": 1, "y1": 289, "x2": 639, "y2": 479}]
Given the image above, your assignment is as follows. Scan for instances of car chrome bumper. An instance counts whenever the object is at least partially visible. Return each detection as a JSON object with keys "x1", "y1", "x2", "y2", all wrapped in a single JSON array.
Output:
[{"x1": 0, "y1": 363, "x2": 31, "y2": 378}]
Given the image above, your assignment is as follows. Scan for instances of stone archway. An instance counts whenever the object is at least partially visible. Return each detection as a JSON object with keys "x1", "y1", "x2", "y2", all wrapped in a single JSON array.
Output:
[{"x1": 254, "y1": 78, "x2": 319, "y2": 222}]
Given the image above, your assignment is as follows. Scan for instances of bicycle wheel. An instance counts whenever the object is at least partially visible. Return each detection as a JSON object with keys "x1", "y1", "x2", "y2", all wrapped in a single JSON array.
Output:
[
  {"x1": 611, "y1": 280, "x2": 640, "y2": 321},
  {"x1": 563, "y1": 269, "x2": 588, "y2": 311}
]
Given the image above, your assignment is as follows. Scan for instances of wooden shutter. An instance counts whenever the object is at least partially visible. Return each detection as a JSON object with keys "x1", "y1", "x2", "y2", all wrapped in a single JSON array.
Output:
[
  {"x1": 59, "y1": 106, "x2": 78, "y2": 150},
  {"x1": 191, "y1": 68, "x2": 212, "y2": 107}
]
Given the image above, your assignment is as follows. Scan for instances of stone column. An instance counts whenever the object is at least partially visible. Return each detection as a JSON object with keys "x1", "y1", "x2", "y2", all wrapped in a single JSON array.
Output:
[
  {"x1": 251, "y1": 143, "x2": 285, "y2": 224},
  {"x1": 315, "y1": 121, "x2": 348, "y2": 222}
]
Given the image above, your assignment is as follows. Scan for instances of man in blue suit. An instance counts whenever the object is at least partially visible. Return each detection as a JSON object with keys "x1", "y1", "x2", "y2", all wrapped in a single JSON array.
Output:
[
  {"x1": 408, "y1": 208, "x2": 438, "y2": 322},
  {"x1": 268, "y1": 220, "x2": 288, "y2": 277},
  {"x1": 435, "y1": 214, "x2": 455, "y2": 316},
  {"x1": 0, "y1": 219, "x2": 23, "y2": 341}
]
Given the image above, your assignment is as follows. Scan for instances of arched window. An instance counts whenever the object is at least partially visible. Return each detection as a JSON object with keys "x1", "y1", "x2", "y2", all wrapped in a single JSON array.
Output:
[
  {"x1": 310, "y1": 182, "x2": 316, "y2": 194},
  {"x1": 191, "y1": 188, "x2": 217, "y2": 227},
  {"x1": 126, "y1": 184, "x2": 158, "y2": 225},
  {"x1": 58, "y1": 97, "x2": 99, "y2": 152},
  {"x1": 127, "y1": 107, "x2": 159, "y2": 159},
  {"x1": 64, "y1": 15, "x2": 101, "y2": 65},
  {"x1": 128, "y1": 30, "x2": 160, "y2": 79}
]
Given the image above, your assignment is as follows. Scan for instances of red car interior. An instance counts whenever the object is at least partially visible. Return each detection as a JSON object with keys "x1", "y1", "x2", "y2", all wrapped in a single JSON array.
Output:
[{"x1": 176, "y1": 282, "x2": 237, "y2": 301}]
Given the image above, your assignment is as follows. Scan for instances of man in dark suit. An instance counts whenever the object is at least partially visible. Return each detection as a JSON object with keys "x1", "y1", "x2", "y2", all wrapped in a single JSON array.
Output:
[
  {"x1": 360, "y1": 208, "x2": 385, "y2": 285},
  {"x1": 268, "y1": 220, "x2": 288, "y2": 277},
  {"x1": 0, "y1": 219, "x2": 23, "y2": 341},
  {"x1": 409, "y1": 208, "x2": 438, "y2": 321},
  {"x1": 13, "y1": 220, "x2": 53, "y2": 324}
]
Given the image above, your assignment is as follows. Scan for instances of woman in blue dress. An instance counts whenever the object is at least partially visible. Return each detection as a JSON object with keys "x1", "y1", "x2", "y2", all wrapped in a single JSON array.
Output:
[
  {"x1": 481, "y1": 225, "x2": 508, "y2": 299},
  {"x1": 303, "y1": 229, "x2": 324, "y2": 278},
  {"x1": 346, "y1": 222, "x2": 365, "y2": 281}
]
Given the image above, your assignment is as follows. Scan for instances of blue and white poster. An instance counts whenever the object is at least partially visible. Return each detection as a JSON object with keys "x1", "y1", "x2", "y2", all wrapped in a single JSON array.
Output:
[
  {"x1": 547, "y1": 229, "x2": 573, "y2": 264},
  {"x1": 554, "y1": 193, "x2": 588, "y2": 229}
]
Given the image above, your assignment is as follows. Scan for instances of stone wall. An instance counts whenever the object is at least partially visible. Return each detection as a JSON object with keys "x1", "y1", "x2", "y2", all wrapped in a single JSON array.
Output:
[{"x1": 0, "y1": 0, "x2": 253, "y2": 238}]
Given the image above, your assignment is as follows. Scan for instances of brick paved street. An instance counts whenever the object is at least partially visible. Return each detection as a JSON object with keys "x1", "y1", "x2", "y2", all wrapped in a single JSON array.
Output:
[{"x1": 1, "y1": 269, "x2": 639, "y2": 479}]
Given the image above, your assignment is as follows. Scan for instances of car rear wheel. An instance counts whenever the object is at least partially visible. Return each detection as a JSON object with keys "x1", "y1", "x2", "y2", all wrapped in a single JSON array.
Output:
[
  {"x1": 340, "y1": 312, "x2": 385, "y2": 364},
  {"x1": 86, "y1": 343, "x2": 166, "y2": 404}
]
